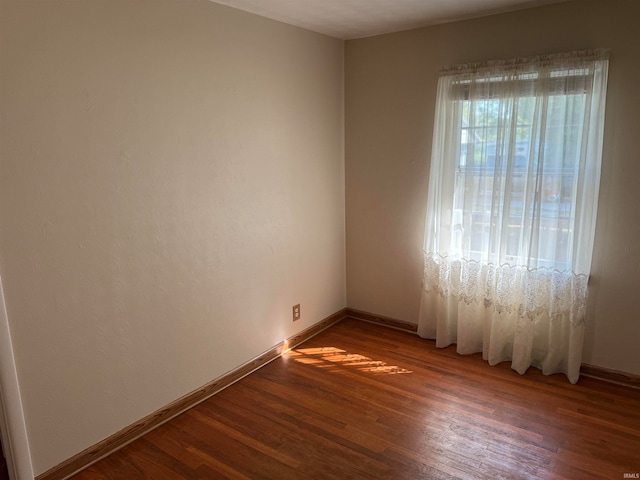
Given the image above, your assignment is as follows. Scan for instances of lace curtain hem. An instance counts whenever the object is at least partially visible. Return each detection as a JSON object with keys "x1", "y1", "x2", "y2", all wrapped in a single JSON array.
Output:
[{"x1": 422, "y1": 251, "x2": 588, "y2": 327}]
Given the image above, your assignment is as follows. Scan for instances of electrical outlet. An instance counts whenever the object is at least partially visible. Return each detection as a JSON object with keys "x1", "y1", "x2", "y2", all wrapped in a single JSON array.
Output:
[{"x1": 293, "y1": 304, "x2": 301, "y2": 321}]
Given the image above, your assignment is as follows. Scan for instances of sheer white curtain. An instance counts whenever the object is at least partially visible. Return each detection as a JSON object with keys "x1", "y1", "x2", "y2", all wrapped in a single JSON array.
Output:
[{"x1": 418, "y1": 50, "x2": 609, "y2": 383}]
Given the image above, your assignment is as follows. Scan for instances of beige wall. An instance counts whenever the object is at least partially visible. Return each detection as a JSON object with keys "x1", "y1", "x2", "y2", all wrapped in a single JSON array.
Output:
[
  {"x1": 0, "y1": 0, "x2": 344, "y2": 475},
  {"x1": 346, "y1": 0, "x2": 640, "y2": 375}
]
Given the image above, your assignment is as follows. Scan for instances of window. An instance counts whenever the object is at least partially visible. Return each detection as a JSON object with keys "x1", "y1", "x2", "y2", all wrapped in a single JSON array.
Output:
[
  {"x1": 418, "y1": 50, "x2": 609, "y2": 383},
  {"x1": 451, "y1": 68, "x2": 595, "y2": 271}
]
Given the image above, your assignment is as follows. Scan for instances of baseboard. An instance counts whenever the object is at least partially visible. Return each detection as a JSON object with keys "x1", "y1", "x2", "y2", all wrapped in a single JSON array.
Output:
[
  {"x1": 36, "y1": 309, "x2": 347, "y2": 480},
  {"x1": 580, "y1": 363, "x2": 640, "y2": 390},
  {"x1": 344, "y1": 307, "x2": 418, "y2": 333}
]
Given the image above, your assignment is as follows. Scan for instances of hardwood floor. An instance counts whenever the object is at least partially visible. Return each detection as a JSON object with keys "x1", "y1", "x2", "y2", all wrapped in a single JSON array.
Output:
[{"x1": 73, "y1": 319, "x2": 640, "y2": 479}]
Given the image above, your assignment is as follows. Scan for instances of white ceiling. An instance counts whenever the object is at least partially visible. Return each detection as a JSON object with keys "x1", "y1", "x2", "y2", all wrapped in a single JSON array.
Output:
[{"x1": 210, "y1": 0, "x2": 568, "y2": 40}]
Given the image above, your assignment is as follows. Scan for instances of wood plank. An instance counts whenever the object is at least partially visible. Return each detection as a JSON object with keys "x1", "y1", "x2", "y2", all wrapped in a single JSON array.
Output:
[
  {"x1": 67, "y1": 318, "x2": 640, "y2": 479},
  {"x1": 347, "y1": 308, "x2": 640, "y2": 391}
]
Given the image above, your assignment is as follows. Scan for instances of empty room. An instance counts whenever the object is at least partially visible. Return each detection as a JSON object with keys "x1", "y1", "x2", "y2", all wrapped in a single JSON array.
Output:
[{"x1": 0, "y1": 0, "x2": 639, "y2": 479}]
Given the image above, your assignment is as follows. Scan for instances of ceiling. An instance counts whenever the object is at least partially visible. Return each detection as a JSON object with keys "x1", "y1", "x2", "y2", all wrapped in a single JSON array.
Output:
[{"x1": 210, "y1": 0, "x2": 568, "y2": 40}]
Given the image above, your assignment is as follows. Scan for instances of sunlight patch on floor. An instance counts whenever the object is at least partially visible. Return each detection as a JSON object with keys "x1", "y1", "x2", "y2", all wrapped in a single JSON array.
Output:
[{"x1": 285, "y1": 346, "x2": 412, "y2": 375}]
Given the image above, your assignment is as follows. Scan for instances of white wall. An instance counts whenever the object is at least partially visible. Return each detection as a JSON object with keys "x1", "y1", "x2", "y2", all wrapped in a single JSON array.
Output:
[
  {"x1": 346, "y1": 0, "x2": 640, "y2": 376},
  {"x1": 0, "y1": 0, "x2": 345, "y2": 475}
]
